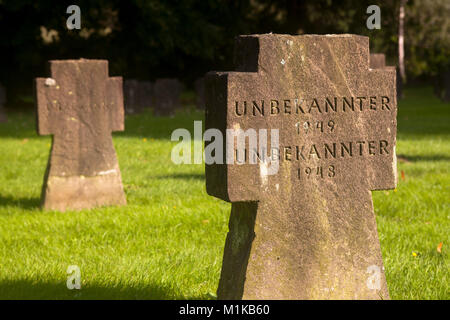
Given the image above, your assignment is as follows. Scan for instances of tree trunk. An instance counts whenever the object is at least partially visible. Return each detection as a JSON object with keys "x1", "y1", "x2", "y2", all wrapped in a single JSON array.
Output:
[{"x1": 398, "y1": 0, "x2": 407, "y2": 82}]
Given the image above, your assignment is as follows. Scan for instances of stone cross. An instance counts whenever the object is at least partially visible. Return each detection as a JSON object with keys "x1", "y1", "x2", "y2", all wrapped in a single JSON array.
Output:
[
  {"x1": 35, "y1": 59, "x2": 127, "y2": 211},
  {"x1": 0, "y1": 83, "x2": 7, "y2": 123},
  {"x1": 370, "y1": 53, "x2": 386, "y2": 69},
  {"x1": 139, "y1": 81, "x2": 154, "y2": 109},
  {"x1": 370, "y1": 53, "x2": 403, "y2": 100},
  {"x1": 435, "y1": 69, "x2": 450, "y2": 102},
  {"x1": 124, "y1": 79, "x2": 141, "y2": 114},
  {"x1": 195, "y1": 77, "x2": 205, "y2": 109},
  {"x1": 124, "y1": 79, "x2": 154, "y2": 114},
  {"x1": 205, "y1": 34, "x2": 397, "y2": 299},
  {"x1": 153, "y1": 78, "x2": 182, "y2": 115}
]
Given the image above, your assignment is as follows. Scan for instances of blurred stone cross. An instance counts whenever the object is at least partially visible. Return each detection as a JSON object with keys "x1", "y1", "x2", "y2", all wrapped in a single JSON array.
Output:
[
  {"x1": 205, "y1": 34, "x2": 397, "y2": 299},
  {"x1": 153, "y1": 78, "x2": 183, "y2": 115},
  {"x1": 370, "y1": 53, "x2": 386, "y2": 69},
  {"x1": 35, "y1": 59, "x2": 127, "y2": 211},
  {"x1": 0, "y1": 83, "x2": 7, "y2": 122}
]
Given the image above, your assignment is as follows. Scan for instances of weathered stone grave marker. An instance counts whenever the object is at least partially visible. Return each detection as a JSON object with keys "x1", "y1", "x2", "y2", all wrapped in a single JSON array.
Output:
[
  {"x1": 35, "y1": 59, "x2": 127, "y2": 211},
  {"x1": 124, "y1": 79, "x2": 154, "y2": 114},
  {"x1": 205, "y1": 34, "x2": 397, "y2": 299},
  {"x1": 139, "y1": 81, "x2": 154, "y2": 109},
  {"x1": 434, "y1": 69, "x2": 450, "y2": 103},
  {"x1": 370, "y1": 53, "x2": 402, "y2": 99},
  {"x1": 0, "y1": 83, "x2": 7, "y2": 122},
  {"x1": 370, "y1": 53, "x2": 386, "y2": 69},
  {"x1": 153, "y1": 78, "x2": 182, "y2": 115},
  {"x1": 195, "y1": 77, "x2": 205, "y2": 109},
  {"x1": 123, "y1": 79, "x2": 140, "y2": 114}
]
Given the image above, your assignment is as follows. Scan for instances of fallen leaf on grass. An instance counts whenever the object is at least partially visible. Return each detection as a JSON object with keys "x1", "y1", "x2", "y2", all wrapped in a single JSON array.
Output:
[
  {"x1": 437, "y1": 242, "x2": 443, "y2": 253},
  {"x1": 401, "y1": 170, "x2": 405, "y2": 180}
]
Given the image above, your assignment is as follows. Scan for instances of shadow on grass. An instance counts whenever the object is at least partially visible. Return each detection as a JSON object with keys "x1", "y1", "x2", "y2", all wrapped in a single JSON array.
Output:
[
  {"x1": 397, "y1": 154, "x2": 450, "y2": 162},
  {"x1": 0, "y1": 195, "x2": 40, "y2": 210},
  {"x1": 118, "y1": 110, "x2": 204, "y2": 140},
  {"x1": 0, "y1": 109, "x2": 204, "y2": 141},
  {"x1": 151, "y1": 173, "x2": 205, "y2": 181},
  {"x1": 0, "y1": 279, "x2": 210, "y2": 300}
]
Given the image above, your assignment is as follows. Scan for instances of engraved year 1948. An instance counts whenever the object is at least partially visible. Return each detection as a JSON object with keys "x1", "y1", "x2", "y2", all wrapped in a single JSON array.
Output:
[{"x1": 297, "y1": 165, "x2": 336, "y2": 180}]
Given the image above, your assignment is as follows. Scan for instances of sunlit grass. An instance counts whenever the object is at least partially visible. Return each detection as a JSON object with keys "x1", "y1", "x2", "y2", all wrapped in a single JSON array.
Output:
[{"x1": 0, "y1": 86, "x2": 448, "y2": 299}]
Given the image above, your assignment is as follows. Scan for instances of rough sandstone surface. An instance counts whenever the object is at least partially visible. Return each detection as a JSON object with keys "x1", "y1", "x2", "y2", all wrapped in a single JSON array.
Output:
[
  {"x1": 369, "y1": 53, "x2": 386, "y2": 69},
  {"x1": 205, "y1": 34, "x2": 397, "y2": 299},
  {"x1": 35, "y1": 59, "x2": 127, "y2": 211},
  {"x1": 370, "y1": 53, "x2": 403, "y2": 99}
]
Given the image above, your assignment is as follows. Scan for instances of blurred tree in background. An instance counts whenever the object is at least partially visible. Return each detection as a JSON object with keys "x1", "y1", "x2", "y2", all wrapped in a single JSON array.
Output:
[
  {"x1": 0, "y1": 0, "x2": 448, "y2": 107},
  {"x1": 404, "y1": 0, "x2": 449, "y2": 78}
]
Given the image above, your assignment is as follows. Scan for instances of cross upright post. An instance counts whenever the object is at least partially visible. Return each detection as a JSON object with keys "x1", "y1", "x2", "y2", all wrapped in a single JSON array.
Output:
[{"x1": 205, "y1": 34, "x2": 397, "y2": 299}]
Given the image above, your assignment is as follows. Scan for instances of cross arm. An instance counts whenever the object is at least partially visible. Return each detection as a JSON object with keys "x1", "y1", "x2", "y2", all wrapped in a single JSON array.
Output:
[
  {"x1": 34, "y1": 77, "x2": 61, "y2": 136},
  {"x1": 205, "y1": 71, "x2": 266, "y2": 203},
  {"x1": 107, "y1": 76, "x2": 125, "y2": 132},
  {"x1": 365, "y1": 67, "x2": 398, "y2": 191},
  {"x1": 205, "y1": 72, "x2": 230, "y2": 201}
]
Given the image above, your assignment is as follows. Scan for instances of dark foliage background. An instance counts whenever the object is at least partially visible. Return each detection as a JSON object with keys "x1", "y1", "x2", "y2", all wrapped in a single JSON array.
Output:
[{"x1": 0, "y1": 0, "x2": 448, "y2": 107}]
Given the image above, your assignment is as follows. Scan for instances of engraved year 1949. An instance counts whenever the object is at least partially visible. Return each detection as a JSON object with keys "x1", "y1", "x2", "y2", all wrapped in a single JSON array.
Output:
[{"x1": 295, "y1": 120, "x2": 335, "y2": 134}]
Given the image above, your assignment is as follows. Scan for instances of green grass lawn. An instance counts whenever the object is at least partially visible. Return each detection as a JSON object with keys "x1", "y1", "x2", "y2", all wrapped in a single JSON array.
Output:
[{"x1": 0, "y1": 86, "x2": 448, "y2": 299}]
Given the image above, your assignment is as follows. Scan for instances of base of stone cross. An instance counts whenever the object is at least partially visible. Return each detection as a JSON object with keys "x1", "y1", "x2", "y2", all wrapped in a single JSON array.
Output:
[
  {"x1": 0, "y1": 107, "x2": 7, "y2": 122},
  {"x1": 41, "y1": 168, "x2": 127, "y2": 211},
  {"x1": 217, "y1": 191, "x2": 390, "y2": 300}
]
